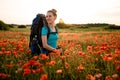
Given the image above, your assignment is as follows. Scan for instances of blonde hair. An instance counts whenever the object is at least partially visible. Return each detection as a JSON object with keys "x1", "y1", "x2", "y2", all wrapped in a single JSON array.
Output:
[{"x1": 47, "y1": 9, "x2": 57, "y2": 16}]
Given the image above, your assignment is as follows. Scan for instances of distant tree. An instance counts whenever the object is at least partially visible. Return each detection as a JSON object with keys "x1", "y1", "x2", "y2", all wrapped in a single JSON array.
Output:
[
  {"x1": 56, "y1": 23, "x2": 73, "y2": 28},
  {"x1": 0, "y1": 20, "x2": 10, "y2": 30},
  {"x1": 18, "y1": 25, "x2": 26, "y2": 28},
  {"x1": 59, "y1": 18, "x2": 64, "y2": 23},
  {"x1": 105, "y1": 24, "x2": 120, "y2": 29},
  {"x1": 56, "y1": 18, "x2": 73, "y2": 28},
  {"x1": 8, "y1": 24, "x2": 14, "y2": 28}
]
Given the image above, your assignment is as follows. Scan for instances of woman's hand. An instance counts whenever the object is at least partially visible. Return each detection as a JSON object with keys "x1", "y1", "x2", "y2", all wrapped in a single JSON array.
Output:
[
  {"x1": 52, "y1": 47, "x2": 62, "y2": 55},
  {"x1": 56, "y1": 48, "x2": 62, "y2": 54}
]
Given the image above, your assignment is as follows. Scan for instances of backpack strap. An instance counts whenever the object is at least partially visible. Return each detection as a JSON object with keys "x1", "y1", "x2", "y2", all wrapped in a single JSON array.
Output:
[
  {"x1": 47, "y1": 26, "x2": 58, "y2": 39},
  {"x1": 46, "y1": 26, "x2": 50, "y2": 39}
]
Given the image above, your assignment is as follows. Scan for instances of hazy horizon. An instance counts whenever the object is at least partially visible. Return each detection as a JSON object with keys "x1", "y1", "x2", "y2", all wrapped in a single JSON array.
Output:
[{"x1": 0, "y1": 0, "x2": 120, "y2": 25}]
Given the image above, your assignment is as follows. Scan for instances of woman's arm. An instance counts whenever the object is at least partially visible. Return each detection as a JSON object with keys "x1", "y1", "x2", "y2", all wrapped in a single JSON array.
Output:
[{"x1": 42, "y1": 35, "x2": 56, "y2": 51}]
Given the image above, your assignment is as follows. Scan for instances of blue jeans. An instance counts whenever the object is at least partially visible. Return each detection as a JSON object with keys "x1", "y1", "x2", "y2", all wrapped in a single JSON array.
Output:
[{"x1": 41, "y1": 48, "x2": 50, "y2": 56}]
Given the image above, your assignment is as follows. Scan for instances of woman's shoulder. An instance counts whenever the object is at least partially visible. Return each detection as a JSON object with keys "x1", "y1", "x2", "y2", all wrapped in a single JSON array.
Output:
[
  {"x1": 42, "y1": 25, "x2": 47, "y2": 28},
  {"x1": 42, "y1": 25, "x2": 48, "y2": 30},
  {"x1": 41, "y1": 25, "x2": 49, "y2": 34}
]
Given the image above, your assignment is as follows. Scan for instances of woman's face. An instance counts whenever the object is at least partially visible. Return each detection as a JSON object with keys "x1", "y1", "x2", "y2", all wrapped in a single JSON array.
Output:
[{"x1": 46, "y1": 12, "x2": 56, "y2": 24}]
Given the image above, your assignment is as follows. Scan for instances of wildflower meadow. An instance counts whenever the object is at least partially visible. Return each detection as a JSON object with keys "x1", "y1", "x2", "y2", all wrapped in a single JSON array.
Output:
[{"x1": 0, "y1": 29, "x2": 120, "y2": 80}]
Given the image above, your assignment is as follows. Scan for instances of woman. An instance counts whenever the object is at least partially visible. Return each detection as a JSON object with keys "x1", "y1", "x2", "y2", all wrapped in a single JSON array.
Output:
[{"x1": 41, "y1": 9, "x2": 61, "y2": 55}]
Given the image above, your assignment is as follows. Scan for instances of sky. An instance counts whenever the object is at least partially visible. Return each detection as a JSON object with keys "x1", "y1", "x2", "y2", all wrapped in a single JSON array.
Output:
[{"x1": 0, "y1": 0, "x2": 120, "y2": 25}]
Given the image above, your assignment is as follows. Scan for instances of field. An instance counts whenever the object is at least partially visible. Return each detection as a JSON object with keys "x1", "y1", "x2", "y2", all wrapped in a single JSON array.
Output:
[{"x1": 0, "y1": 27, "x2": 120, "y2": 80}]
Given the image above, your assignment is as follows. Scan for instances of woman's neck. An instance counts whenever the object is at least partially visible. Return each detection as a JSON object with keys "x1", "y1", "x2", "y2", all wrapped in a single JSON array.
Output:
[{"x1": 49, "y1": 23, "x2": 55, "y2": 28}]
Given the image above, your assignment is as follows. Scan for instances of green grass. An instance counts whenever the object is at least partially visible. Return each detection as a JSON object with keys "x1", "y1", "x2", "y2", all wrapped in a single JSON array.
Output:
[
  {"x1": 9, "y1": 26, "x2": 120, "y2": 33},
  {"x1": 10, "y1": 26, "x2": 31, "y2": 32},
  {"x1": 59, "y1": 26, "x2": 120, "y2": 33}
]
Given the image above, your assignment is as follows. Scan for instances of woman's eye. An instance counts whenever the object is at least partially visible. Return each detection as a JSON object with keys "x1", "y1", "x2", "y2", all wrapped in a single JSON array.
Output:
[
  {"x1": 49, "y1": 15, "x2": 52, "y2": 17},
  {"x1": 46, "y1": 15, "x2": 52, "y2": 18}
]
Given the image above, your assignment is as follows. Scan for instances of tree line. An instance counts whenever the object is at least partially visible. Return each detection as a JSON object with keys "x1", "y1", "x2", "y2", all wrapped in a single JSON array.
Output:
[{"x1": 0, "y1": 20, "x2": 120, "y2": 31}]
